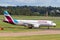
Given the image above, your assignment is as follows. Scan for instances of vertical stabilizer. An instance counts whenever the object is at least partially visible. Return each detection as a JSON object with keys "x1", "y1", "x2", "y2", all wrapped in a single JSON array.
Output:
[{"x1": 3, "y1": 11, "x2": 14, "y2": 24}]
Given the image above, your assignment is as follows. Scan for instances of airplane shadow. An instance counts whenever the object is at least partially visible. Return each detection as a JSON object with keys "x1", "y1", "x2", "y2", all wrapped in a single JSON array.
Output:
[
  {"x1": 38, "y1": 28, "x2": 60, "y2": 30},
  {"x1": 3, "y1": 27, "x2": 60, "y2": 30}
]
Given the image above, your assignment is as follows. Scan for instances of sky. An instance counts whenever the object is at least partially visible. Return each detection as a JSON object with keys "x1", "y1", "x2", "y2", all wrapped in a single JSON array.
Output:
[{"x1": 0, "y1": 0, "x2": 60, "y2": 7}]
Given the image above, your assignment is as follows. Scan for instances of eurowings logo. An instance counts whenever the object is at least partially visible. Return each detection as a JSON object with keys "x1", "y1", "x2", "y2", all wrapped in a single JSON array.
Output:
[{"x1": 4, "y1": 11, "x2": 9, "y2": 16}]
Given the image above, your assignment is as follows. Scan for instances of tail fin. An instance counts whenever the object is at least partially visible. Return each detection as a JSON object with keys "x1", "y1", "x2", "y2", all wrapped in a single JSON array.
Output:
[{"x1": 3, "y1": 11, "x2": 14, "y2": 24}]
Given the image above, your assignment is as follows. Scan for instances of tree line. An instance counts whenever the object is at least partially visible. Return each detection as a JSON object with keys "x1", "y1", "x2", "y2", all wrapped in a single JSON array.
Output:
[{"x1": 0, "y1": 6, "x2": 60, "y2": 16}]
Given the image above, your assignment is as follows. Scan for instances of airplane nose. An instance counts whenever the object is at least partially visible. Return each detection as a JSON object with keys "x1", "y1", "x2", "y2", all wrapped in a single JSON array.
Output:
[{"x1": 53, "y1": 23, "x2": 56, "y2": 26}]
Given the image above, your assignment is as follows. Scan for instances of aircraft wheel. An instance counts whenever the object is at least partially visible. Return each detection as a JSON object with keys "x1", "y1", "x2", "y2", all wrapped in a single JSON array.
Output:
[
  {"x1": 28, "y1": 24, "x2": 33, "y2": 29},
  {"x1": 48, "y1": 26, "x2": 49, "y2": 29},
  {"x1": 29, "y1": 27, "x2": 32, "y2": 29}
]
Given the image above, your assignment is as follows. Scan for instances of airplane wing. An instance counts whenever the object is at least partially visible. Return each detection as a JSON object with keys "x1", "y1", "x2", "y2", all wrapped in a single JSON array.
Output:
[{"x1": 23, "y1": 22, "x2": 40, "y2": 28}]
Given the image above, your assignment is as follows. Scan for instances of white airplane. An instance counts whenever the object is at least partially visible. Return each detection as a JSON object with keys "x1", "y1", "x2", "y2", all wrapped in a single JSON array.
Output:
[{"x1": 3, "y1": 11, "x2": 56, "y2": 29}]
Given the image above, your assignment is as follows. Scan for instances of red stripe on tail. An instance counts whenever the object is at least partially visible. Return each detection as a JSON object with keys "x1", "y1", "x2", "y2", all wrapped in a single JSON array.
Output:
[{"x1": 5, "y1": 16, "x2": 14, "y2": 24}]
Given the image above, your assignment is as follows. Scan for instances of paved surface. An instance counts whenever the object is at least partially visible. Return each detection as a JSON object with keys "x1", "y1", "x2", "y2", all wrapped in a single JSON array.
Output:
[{"x1": 0, "y1": 30, "x2": 60, "y2": 36}]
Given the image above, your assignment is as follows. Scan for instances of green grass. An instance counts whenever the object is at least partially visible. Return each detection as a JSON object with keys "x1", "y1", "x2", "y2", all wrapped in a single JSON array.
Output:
[
  {"x1": 0, "y1": 15, "x2": 60, "y2": 32},
  {"x1": 0, "y1": 34, "x2": 60, "y2": 40}
]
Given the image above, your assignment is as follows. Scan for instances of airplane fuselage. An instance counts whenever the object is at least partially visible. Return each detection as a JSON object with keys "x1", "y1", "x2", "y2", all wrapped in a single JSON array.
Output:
[
  {"x1": 3, "y1": 11, "x2": 56, "y2": 29},
  {"x1": 13, "y1": 20, "x2": 56, "y2": 28}
]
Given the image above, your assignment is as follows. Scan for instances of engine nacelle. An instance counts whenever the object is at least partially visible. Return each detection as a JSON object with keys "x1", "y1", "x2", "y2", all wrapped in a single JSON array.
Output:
[{"x1": 33, "y1": 24, "x2": 40, "y2": 28}]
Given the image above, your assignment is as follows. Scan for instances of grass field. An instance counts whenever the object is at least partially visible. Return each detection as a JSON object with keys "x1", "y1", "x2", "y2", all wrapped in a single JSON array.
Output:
[
  {"x1": 0, "y1": 34, "x2": 60, "y2": 40},
  {"x1": 0, "y1": 15, "x2": 60, "y2": 40},
  {"x1": 0, "y1": 15, "x2": 60, "y2": 32}
]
